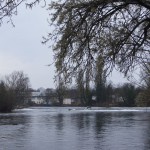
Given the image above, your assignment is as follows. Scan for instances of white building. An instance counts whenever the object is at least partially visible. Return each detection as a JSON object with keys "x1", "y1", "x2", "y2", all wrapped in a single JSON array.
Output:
[
  {"x1": 63, "y1": 98, "x2": 75, "y2": 105},
  {"x1": 31, "y1": 88, "x2": 46, "y2": 104}
]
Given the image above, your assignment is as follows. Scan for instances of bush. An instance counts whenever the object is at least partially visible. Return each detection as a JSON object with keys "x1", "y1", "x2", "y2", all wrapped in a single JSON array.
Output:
[{"x1": 0, "y1": 82, "x2": 15, "y2": 112}]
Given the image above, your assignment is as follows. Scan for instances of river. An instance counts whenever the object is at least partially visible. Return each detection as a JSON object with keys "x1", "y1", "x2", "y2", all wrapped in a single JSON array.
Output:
[{"x1": 0, "y1": 107, "x2": 150, "y2": 150}]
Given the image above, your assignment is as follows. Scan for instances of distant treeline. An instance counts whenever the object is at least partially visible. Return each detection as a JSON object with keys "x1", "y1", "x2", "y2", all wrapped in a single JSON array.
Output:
[
  {"x1": 43, "y1": 82, "x2": 148, "y2": 107},
  {"x1": 51, "y1": 63, "x2": 150, "y2": 107},
  {"x1": 1, "y1": 66, "x2": 150, "y2": 113}
]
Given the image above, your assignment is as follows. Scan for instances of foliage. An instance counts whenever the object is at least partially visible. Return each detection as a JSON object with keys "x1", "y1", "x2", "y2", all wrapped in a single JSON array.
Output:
[
  {"x1": 44, "y1": 88, "x2": 58, "y2": 105},
  {"x1": 116, "y1": 83, "x2": 138, "y2": 106},
  {"x1": 76, "y1": 69, "x2": 86, "y2": 105},
  {"x1": 136, "y1": 63, "x2": 150, "y2": 106},
  {"x1": 105, "y1": 83, "x2": 114, "y2": 105},
  {"x1": 75, "y1": 69, "x2": 93, "y2": 106},
  {"x1": 140, "y1": 62, "x2": 150, "y2": 88},
  {"x1": 94, "y1": 56, "x2": 107, "y2": 105},
  {"x1": 0, "y1": 81, "x2": 15, "y2": 112},
  {"x1": 55, "y1": 75, "x2": 66, "y2": 105},
  {"x1": 44, "y1": 0, "x2": 150, "y2": 82},
  {"x1": 136, "y1": 90, "x2": 150, "y2": 106}
]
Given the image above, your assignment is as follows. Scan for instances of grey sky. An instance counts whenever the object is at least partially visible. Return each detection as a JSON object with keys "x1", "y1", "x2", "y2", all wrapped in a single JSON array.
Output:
[{"x1": 0, "y1": 2, "x2": 129, "y2": 89}]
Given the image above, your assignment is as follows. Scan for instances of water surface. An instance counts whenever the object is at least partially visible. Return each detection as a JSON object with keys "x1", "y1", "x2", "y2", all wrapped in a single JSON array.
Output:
[{"x1": 0, "y1": 107, "x2": 150, "y2": 150}]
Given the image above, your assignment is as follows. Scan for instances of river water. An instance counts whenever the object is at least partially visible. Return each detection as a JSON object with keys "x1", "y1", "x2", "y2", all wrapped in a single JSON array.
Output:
[{"x1": 0, "y1": 107, "x2": 150, "y2": 150}]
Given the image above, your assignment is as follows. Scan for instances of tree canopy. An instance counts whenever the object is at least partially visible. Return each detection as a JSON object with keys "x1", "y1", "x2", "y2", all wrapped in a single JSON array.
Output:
[
  {"x1": 44, "y1": 0, "x2": 150, "y2": 82},
  {"x1": 1, "y1": 0, "x2": 150, "y2": 82}
]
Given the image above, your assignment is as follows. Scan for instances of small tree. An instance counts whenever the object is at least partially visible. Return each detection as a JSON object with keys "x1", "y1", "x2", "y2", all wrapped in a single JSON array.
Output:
[
  {"x1": 94, "y1": 56, "x2": 107, "y2": 106},
  {"x1": 55, "y1": 75, "x2": 66, "y2": 106},
  {"x1": 117, "y1": 83, "x2": 137, "y2": 107},
  {"x1": 2, "y1": 71, "x2": 31, "y2": 108},
  {"x1": 76, "y1": 69, "x2": 93, "y2": 106},
  {"x1": 76, "y1": 69, "x2": 86, "y2": 106},
  {"x1": 44, "y1": 88, "x2": 56, "y2": 105},
  {"x1": 136, "y1": 63, "x2": 150, "y2": 106},
  {"x1": 0, "y1": 81, "x2": 15, "y2": 112},
  {"x1": 4, "y1": 71, "x2": 31, "y2": 106},
  {"x1": 105, "y1": 83, "x2": 114, "y2": 105}
]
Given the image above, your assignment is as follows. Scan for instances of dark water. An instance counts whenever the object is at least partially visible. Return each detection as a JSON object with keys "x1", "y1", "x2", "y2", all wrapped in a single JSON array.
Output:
[{"x1": 0, "y1": 107, "x2": 150, "y2": 150}]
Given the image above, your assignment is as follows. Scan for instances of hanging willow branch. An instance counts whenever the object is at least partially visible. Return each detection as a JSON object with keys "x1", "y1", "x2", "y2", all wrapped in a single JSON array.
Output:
[{"x1": 44, "y1": 0, "x2": 150, "y2": 82}]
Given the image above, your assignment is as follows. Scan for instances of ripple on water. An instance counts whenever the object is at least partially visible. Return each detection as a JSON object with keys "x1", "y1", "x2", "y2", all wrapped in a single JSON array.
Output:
[{"x1": 0, "y1": 107, "x2": 150, "y2": 150}]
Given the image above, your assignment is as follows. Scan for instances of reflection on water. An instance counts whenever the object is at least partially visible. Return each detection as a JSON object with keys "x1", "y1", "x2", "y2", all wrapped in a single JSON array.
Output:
[{"x1": 0, "y1": 107, "x2": 150, "y2": 150}]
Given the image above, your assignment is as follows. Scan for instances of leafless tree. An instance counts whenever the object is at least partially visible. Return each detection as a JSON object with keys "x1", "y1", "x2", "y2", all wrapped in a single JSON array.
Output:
[{"x1": 4, "y1": 71, "x2": 31, "y2": 105}]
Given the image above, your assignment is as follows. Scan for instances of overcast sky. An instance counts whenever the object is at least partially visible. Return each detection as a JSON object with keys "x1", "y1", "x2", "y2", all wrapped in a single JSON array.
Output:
[{"x1": 0, "y1": 2, "x2": 129, "y2": 89}]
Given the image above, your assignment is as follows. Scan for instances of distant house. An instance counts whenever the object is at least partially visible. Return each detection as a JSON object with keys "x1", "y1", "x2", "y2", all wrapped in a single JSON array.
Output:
[
  {"x1": 31, "y1": 97, "x2": 45, "y2": 104},
  {"x1": 63, "y1": 98, "x2": 72, "y2": 105},
  {"x1": 92, "y1": 96, "x2": 96, "y2": 101},
  {"x1": 31, "y1": 88, "x2": 46, "y2": 104},
  {"x1": 63, "y1": 98, "x2": 77, "y2": 105},
  {"x1": 30, "y1": 88, "x2": 57, "y2": 105},
  {"x1": 110, "y1": 95, "x2": 124, "y2": 106}
]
